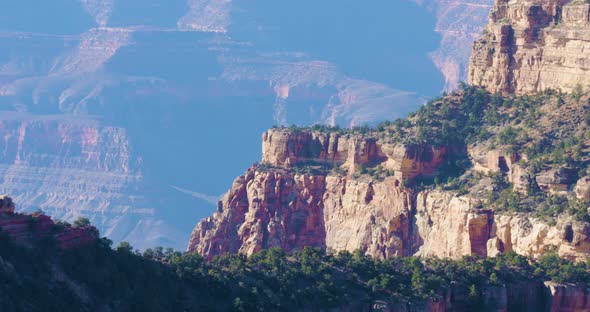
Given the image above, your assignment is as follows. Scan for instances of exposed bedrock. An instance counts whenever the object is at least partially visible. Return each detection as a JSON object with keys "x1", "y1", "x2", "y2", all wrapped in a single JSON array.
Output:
[
  {"x1": 190, "y1": 129, "x2": 590, "y2": 262},
  {"x1": 469, "y1": 0, "x2": 590, "y2": 94}
]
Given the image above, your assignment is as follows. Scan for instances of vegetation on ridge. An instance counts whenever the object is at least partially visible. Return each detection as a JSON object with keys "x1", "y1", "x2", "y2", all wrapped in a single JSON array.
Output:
[
  {"x1": 3, "y1": 85, "x2": 590, "y2": 310},
  {"x1": 270, "y1": 85, "x2": 590, "y2": 224},
  {"x1": 0, "y1": 225, "x2": 589, "y2": 311}
]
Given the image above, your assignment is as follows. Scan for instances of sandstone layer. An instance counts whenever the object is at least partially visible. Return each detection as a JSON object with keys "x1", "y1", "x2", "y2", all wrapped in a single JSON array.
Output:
[
  {"x1": 189, "y1": 129, "x2": 590, "y2": 262},
  {"x1": 469, "y1": 0, "x2": 590, "y2": 94},
  {"x1": 261, "y1": 129, "x2": 448, "y2": 181}
]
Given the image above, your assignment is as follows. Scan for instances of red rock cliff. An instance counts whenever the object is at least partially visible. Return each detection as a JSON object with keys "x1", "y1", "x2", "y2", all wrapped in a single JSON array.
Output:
[
  {"x1": 189, "y1": 129, "x2": 590, "y2": 263},
  {"x1": 0, "y1": 196, "x2": 98, "y2": 250}
]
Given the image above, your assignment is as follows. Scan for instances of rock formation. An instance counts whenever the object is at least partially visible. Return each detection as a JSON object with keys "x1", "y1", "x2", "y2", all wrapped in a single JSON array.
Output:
[
  {"x1": 185, "y1": 1, "x2": 590, "y2": 307},
  {"x1": 0, "y1": 195, "x2": 15, "y2": 213},
  {"x1": 190, "y1": 0, "x2": 590, "y2": 261},
  {"x1": 261, "y1": 129, "x2": 448, "y2": 181},
  {"x1": 0, "y1": 196, "x2": 98, "y2": 250},
  {"x1": 545, "y1": 282, "x2": 590, "y2": 312},
  {"x1": 469, "y1": 0, "x2": 590, "y2": 94},
  {"x1": 0, "y1": 116, "x2": 171, "y2": 249},
  {"x1": 0, "y1": 1, "x2": 472, "y2": 250},
  {"x1": 189, "y1": 129, "x2": 590, "y2": 262},
  {"x1": 385, "y1": 281, "x2": 589, "y2": 312}
]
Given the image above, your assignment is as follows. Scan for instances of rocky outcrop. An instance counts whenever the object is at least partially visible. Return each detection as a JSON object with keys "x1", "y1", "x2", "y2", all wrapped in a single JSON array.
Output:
[
  {"x1": 468, "y1": 145, "x2": 532, "y2": 194},
  {"x1": 262, "y1": 129, "x2": 447, "y2": 181},
  {"x1": 468, "y1": 145, "x2": 584, "y2": 196},
  {"x1": 470, "y1": 142, "x2": 590, "y2": 201},
  {"x1": 545, "y1": 282, "x2": 590, "y2": 312},
  {"x1": 187, "y1": 166, "x2": 418, "y2": 259},
  {"x1": 188, "y1": 167, "x2": 418, "y2": 259},
  {"x1": 190, "y1": 129, "x2": 590, "y2": 262},
  {"x1": 414, "y1": 190, "x2": 492, "y2": 258},
  {"x1": 0, "y1": 195, "x2": 15, "y2": 213},
  {"x1": 388, "y1": 281, "x2": 589, "y2": 312},
  {"x1": 575, "y1": 177, "x2": 590, "y2": 200},
  {"x1": 536, "y1": 168, "x2": 576, "y2": 194},
  {"x1": 0, "y1": 196, "x2": 98, "y2": 250},
  {"x1": 469, "y1": 0, "x2": 590, "y2": 94},
  {"x1": 416, "y1": 190, "x2": 590, "y2": 261},
  {"x1": 468, "y1": 145, "x2": 517, "y2": 175},
  {"x1": 54, "y1": 225, "x2": 99, "y2": 250},
  {"x1": 322, "y1": 176, "x2": 414, "y2": 258},
  {"x1": 188, "y1": 168, "x2": 328, "y2": 256},
  {"x1": 491, "y1": 214, "x2": 590, "y2": 261}
]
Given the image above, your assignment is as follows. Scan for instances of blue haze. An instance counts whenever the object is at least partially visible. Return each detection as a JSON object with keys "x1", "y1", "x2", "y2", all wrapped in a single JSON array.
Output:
[{"x1": 0, "y1": 1, "x2": 443, "y2": 249}]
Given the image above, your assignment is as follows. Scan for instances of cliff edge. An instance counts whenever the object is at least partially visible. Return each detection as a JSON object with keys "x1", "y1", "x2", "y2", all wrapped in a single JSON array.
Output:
[
  {"x1": 469, "y1": 0, "x2": 590, "y2": 94},
  {"x1": 189, "y1": 0, "x2": 590, "y2": 280}
]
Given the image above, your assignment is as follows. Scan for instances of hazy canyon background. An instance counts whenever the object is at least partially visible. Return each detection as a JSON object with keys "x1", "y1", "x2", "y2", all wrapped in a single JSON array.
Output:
[{"x1": 0, "y1": 0, "x2": 492, "y2": 249}]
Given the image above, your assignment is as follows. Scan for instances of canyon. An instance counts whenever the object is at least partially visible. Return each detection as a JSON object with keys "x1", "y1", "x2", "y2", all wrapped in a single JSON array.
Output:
[
  {"x1": 4, "y1": 0, "x2": 590, "y2": 310},
  {"x1": 189, "y1": 115, "x2": 590, "y2": 308},
  {"x1": 187, "y1": 3, "x2": 590, "y2": 310},
  {"x1": 0, "y1": 0, "x2": 488, "y2": 249},
  {"x1": 189, "y1": 0, "x2": 590, "y2": 262}
]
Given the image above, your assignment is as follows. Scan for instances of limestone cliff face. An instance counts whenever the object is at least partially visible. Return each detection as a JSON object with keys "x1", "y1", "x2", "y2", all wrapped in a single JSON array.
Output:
[
  {"x1": 469, "y1": 0, "x2": 590, "y2": 94},
  {"x1": 191, "y1": 128, "x2": 433, "y2": 258},
  {"x1": 322, "y1": 176, "x2": 415, "y2": 259},
  {"x1": 416, "y1": 190, "x2": 590, "y2": 261},
  {"x1": 187, "y1": 167, "x2": 417, "y2": 259},
  {"x1": 189, "y1": 129, "x2": 590, "y2": 262},
  {"x1": 414, "y1": 190, "x2": 493, "y2": 258},
  {"x1": 187, "y1": 166, "x2": 419, "y2": 259},
  {"x1": 262, "y1": 129, "x2": 448, "y2": 181}
]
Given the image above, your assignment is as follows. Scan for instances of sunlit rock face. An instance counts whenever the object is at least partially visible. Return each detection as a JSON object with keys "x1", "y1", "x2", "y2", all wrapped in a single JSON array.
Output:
[
  {"x1": 190, "y1": 129, "x2": 590, "y2": 262},
  {"x1": 469, "y1": 0, "x2": 590, "y2": 94},
  {"x1": 0, "y1": 1, "x2": 483, "y2": 249}
]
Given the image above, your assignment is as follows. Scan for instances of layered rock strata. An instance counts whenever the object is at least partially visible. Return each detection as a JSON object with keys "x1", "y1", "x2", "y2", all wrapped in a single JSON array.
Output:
[
  {"x1": 0, "y1": 116, "x2": 171, "y2": 249},
  {"x1": 469, "y1": 0, "x2": 590, "y2": 94},
  {"x1": 261, "y1": 129, "x2": 448, "y2": 181},
  {"x1": 189, "y1": 129, "x2": 590, "y2": 262}
]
